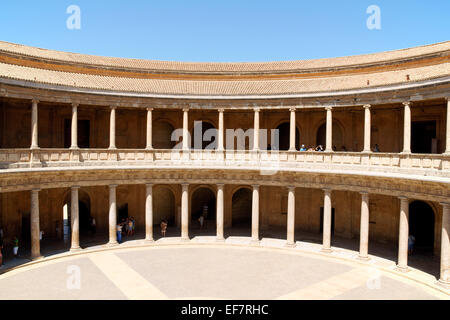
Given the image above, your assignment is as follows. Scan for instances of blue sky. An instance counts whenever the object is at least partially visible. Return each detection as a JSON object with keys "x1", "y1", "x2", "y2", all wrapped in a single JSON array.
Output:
[{"x1": 0, "y1": 1, "x2": 449, "y2": 62}]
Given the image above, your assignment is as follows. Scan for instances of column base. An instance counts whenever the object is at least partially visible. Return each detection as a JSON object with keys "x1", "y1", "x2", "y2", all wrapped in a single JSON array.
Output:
[
  {"x1": 437, "y1": 279, "x2": 450, "y2": 289},
  {"x1": 321, "y1": 247, "x2": 333, "y2": 253},
  {"x1": 284, "y1": 242, "x2": 296, "y2": 248},
  {"x1": 106, "y1": 241, "x2": 119, "y2": 247},
  {"x1": 31, "y1": 255, "x2": 43, "y2": 261},
  {"x1": 215, "y1": 237, "x2": 225, "y2": 243},
  {"x1": 250, "y1": 239, "x2": 260, "y2": 246},
  {"x1": 144, "y1": 238, "x2": 155, "y2": 244},
  {"x1": 395, "y1": 265, "x2": 409, "y2": 273},
  {"x1": 401, "y1": 151, "x2": 411, "y2": 155},
  {"x1": 357, "y1": 255, "x2": 370, "y2": 261},
  {"x1": 181, "y1": 237, "x2": 190, "y2": 242},
  {"x1": 70, "y1": 247, "x2": 82, "y2": 253}
]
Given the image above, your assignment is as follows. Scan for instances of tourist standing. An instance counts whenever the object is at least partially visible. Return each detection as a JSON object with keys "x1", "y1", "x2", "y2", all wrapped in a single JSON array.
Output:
[
  {"x1": 12, "y1": 236, "x2": 19, "y2": 258},
  {"x1": 116, "y1": 223, "x2": 123, "y2": 243},
  {"x1": 160, "y1": 220, "x2": 168, "y2": 237},
  {"x1": 90, "y1": 217, "x2": 96, "y2": 236}
]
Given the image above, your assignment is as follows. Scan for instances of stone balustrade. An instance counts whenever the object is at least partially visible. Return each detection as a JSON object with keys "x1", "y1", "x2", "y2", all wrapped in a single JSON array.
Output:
[{"x1": 0, "y1": 148, "x2": 449, "y2": 179}]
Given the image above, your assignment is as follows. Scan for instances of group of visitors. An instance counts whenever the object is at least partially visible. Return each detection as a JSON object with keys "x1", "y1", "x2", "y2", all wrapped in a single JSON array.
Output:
[{"x1": 116, "y1": 217, "x2": 136, "y2": 243}]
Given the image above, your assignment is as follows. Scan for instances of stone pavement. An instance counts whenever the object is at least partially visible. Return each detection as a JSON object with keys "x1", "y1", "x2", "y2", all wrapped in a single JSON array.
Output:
[{"x1": 0, "y1": 240, "x2": 448, "y2": 300}]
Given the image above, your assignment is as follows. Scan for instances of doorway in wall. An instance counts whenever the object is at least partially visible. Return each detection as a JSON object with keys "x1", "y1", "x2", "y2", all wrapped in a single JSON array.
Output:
[{"x1": 411, "y1": 121, "x2": 436, "y2": 154}]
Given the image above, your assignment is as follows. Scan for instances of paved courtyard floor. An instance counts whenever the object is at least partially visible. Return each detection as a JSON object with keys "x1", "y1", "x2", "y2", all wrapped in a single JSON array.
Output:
[{"x1": 0, "y1": 244, "x2": 448, "y2": 300}]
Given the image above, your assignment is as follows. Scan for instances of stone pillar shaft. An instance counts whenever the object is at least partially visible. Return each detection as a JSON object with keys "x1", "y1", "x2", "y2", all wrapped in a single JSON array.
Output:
[
  {"x1": 251, "y1": 185, "x2": 260, "y2": 242},
  {"x1": 70, "y1": 186, "x2": 80, "y2": 251},
  {"x1": 145, "y1": 184, "x2": 154, "y2": 241},
  {"x1": 181, "y1": 184, "x2": 189, "y2": 240},
  {"x1": 286, "y1": 187, "x2": 295, "y2": 246},
  {"x1": 146, "y1": 108, "x2": 153, "y2": 150},
  {"x1": 439, "y1": 203, "x2": 450, "y2": 286},
  {"x1": 397, "y1": 197, "x2": 409, "y2": 271},
  {"x1": 253, "y1": 108, "x2": 260, "y2": 151},
  {"x1": 402, "y1": 102, "x2": 411, "y2": 153},
  {"x1": 325, "y1": 107, "x2": 333, "y2": 152},
  {"x1": 182, "y1": 108, "x2": 189, "y2": 151},
  {"x1": 218, "y1": 109, "x2": 224, "y2": 151},
  {"x1": 108, "y1": 185, "x2": 118, "y2": 245},
  {"x1": 322, "y1": 189, "x2": 332, "y2": 252},
  {"x1": 216, "y1": 184, "x2": 224, "y2": 240},
  {"x1": 289, "y1": 107, "x2": 296, "y2": 151},
  {"x1": 445, "y1": 99, "x2": 450, "y2": 154},
  {"x1": 109, "y1": 107, "x2": 116, "y2": 149},
  {"x1": 31, "y1": 100, "x2": 39, "y2": 149},
  {"x1": 363, "y1": 105, "x2": 371, "y2": 152},
  {"x1": 359, "y1": 192, "x2": 370, "y2": 259},
  {"x1": 70, "y1": 104, "x2": 78, "y2": 149},
  {"x1": 30, "y1": 189, "x2": 40, "y2": 259}
]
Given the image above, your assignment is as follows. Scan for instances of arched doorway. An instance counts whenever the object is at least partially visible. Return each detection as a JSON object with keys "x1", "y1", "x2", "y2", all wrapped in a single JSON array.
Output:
[
  {"x1": 153, "y1": 186, "x2": 176, "y2": 226},
  {"x1": 153, "y1": 120, "x2": 176, "y2": 149},
  {"x1": 191, "y1": 187, "x2": 216, "y2": 223},
  {"x1": 409, "y1": 201, "x2": 435, "y2": 253},
  {"x1": 275, "y1": 122, "x2": 300, "y2": 151},
  {"x1": 232, "y1": 188, "x2": 252, "y2": 228},
  {"x1": 191, "y1": 121, "x2": 217, "y2": 150},
  {"x1": 316, "y1": 122, "x2": 344, "y2": 150}
]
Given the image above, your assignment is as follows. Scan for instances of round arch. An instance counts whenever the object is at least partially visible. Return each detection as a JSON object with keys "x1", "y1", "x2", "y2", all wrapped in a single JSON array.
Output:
[
  {"x1": 409, "y1": 200, "x2": 436, "y2": 253},
  {"x1": 153, "y1": 119, "x2": 176, "y2": 149},
  {"x1": 232, "y1": 187, "x2": 253, "y2": 226},
  {"x1": 316, "y1": 120, "x2": 345, "y2": 150},
  {"x1": 274, "y1": 121, "x2": 300, "y2": 151},
  {"x1": 153, "y1": 185, "x2": 176, "y2": 226},
  {"x1": 190, "y1": 120, "x2": 217, "y2": 150},
  {"x1": 190, "y1": 185, "x2": 216, "y2": 221}
]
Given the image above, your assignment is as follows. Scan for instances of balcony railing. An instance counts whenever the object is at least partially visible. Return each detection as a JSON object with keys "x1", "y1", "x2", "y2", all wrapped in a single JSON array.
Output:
[{"x1": 0, "y1": 148, "x2": 449, "y2": 178}]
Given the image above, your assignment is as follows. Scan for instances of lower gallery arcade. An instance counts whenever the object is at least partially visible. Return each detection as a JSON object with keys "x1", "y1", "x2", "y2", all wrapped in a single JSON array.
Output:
[{"x1": 1, "y1": 182, "x2": 449, "y2": 286}]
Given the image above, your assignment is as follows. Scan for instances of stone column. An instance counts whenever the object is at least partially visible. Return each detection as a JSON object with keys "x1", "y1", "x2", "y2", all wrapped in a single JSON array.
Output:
[
  {"x1": 286, "y1": 186, "x2": 296, "y2": 247},
  {"x1": 322, "y1": 189, "x2": 332, "y2": 252},
  {"x1": 253, "y1": 107, "x2": 260, "y2": 151},
  {"x1": 363, "y1": 104, "x2": 371, "y2": 152},
  {"x1": 145, "y1": 184, "x2": 154, "y2": 242},
  {"x1": 181, "y1": 183, "x2": 189, "y2": 240},
  {"x1": 182, "y1": 108, "x2": 189, "y2": 151},
  {"x1": 216, "y1": 184, "x2": 225, "y2": 241},
  {"x1": 397, "y1": 197, "x2": 409, "y2": 271},
  {"x1": 358, "y1": 192, "x2": 370, "y2": 260},
  {"x1": 402, "y1": 102, "x2": 411, "y2": 154},
  {"x1": 70, "y1": 103, "x2": 79, "y2": 149},
  {"x1": 30, "y1": 188, "x2": 41, "y2": 259},
  {"x1": 30, "y1": 99, "x2": 39, "y2": 149},
  {"x1": 289, "y1": 107, "x2": 296, "y2": 151},
  {"x1": 251, "y1": 185, "x2": 260, "y2": 242},
  {"x1": 109, "y1": 106, "x2": 117, "y2": 150},
  {"x1": 146, "y1": 108, "x2": 153, "y2": 150},
  {"x1": 439, "y1": 203, "x2": 450, "y2": 287},
  {"x1": 217, "y1": 108, "x2": 224, "y2": 151},
  {"x1": 70, "y1": 186, "x2": 81, "y2": 251},
  {"x1": 325, "y1": 106, "x2": 333, "y2": 152},
  {"x1": 445, "y1": 98, "x2": 450, "y2": 154},
  {"x1": 108, "y1": 185, "x2": 118, "y2": 245}
]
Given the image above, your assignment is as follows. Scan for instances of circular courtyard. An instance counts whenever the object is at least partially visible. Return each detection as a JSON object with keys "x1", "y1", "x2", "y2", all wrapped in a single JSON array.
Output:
[{"x1": 1, "y1": 244, "x2": 447, "y2": 300}]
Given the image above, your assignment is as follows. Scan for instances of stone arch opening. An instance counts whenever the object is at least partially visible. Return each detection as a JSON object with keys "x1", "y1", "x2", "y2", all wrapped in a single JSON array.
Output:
[
  {"x1": 153, "y1": 120, "x2": 176, "y2": 149},
  {"x1": 232, "y1": 187, "x2": 252, "y2": 227},
  {"x1": 191, "y1": 121, "x2": 217, "y2": 150},
  {"x1": 275, "y1": 122, "x2": 300, "y2": 151},
  {"x1": 191, "y1": 187, "x2": 216, "y2": 223},
  {"x1": 409, "y1": 200, "x2": 435, "y2": 253},
  {"x1": 153, "y1": 186, "x2": 176, "y2": 226},
  {"x1": 316, "y1": 121, "x2": 344, "y2": 150}
]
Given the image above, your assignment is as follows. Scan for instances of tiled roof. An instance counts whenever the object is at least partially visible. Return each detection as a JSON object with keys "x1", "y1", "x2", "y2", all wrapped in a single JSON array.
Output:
[{"x1": 0, "y1": 41, "x2": 449, "y2": 96}]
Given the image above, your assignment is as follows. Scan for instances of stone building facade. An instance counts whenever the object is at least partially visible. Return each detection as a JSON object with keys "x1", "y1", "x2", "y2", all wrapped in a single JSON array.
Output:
[{"x1": 0, "y1": 40, "x2": 448, "y2": 287}]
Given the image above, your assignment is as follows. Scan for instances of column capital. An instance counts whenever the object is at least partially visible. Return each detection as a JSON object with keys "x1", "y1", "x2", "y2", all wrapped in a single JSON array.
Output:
[
  {"x1": 252, "y1": 184, "x2": 260, "y2": 189},
  {"x1": 253, "y1": 107, "x2": 261, "y2": 112},
  {"x1": 109, "y1": 184, "x2": 118, "y2": 189},
  {"x1": 71, "y1": 185, "x2": 80, "y2": 190},
  {"x1": 398, "y1": 196, "x2": 409, "y2": 202},
  {"x1": 145, "y1": 183, "x2": 153, "y2": 187},
  {"x1": 440, "y1": 202, "x2": 450, "y2": 209},
  {"x1": 181, "y1": 183, "x2": 189, "y2": 188},
  {"x1": 216, "y1": 183, "x2": 225, "y2": 188},
  {"x1": 360, "y1": 191, "x2": 369, "y2": 195},
  {"x1": 182, "y1": 107, "x2": 189, "y2": 112},
  {"x1": 217, "y1": 108, "x2": 225, "y2": 113},
  {"x1": 110, "y1": 105, "x2": 117, "y2": 110},
  {"x1": 287, "y1": 186, "x2": 296, "y2": 191},
  {"x1": 323, "y1": 188, "x2": 332, "y2": 194},
  {"x1": 363, "y1": 104, "x2": 371, "y2": 109},
  {"x1": 402, "y1": 101, "x2": 411, "y2": 107},
  {"x1": 146, "y1": 107, "x2": 154, "y2": 112},
  {"x1": 71, "y1": 103, "x2": 79, "y2": 108},
  {"x1": 289, "y1": 106, "x2": 296, "y2": 112},
  {"x1": 31, "y1": 188, "x2": 41, "y2": 192},
  {"x1": 31, "y1": 99, "x2": 39, "y2": 104},
  {"x1": 325, "y1": 106, "x2": 333, "y2": 111}
]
